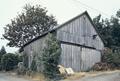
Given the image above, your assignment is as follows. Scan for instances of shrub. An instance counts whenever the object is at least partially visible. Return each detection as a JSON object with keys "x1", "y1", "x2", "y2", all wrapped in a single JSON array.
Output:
[
  {"x1": 30, "y1": 58, "x2": 37, "y2": 71},
  {"x1": 0, "y1": 63, "x2": 2, "y2": 71},
  {"x1": 0, "y1": 46, "x2": 7, "y2": 65},
  {"x1": 41, "y1": 33, "x2": 61, "y2": 79},
  {"x1": 17, "y1": 62, "x2": 27, "y2": 75},
  {"x1": 102, "y1": 48, "x2": 120, "y2": 68},
  {"x1": 1, "y1": 53, "x2": 21, "y2": 71},
  {"x1": 23, "y1": 54, "x2": 29, "y2": 69},
  {"x1": 92, "y1": 62, "x2": 112, "y2": 71}
]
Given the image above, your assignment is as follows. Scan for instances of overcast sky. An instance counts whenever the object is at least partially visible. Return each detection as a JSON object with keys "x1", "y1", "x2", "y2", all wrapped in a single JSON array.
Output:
[{"x1": 0, "y1": 0, "x2": 120, "y2": 53}]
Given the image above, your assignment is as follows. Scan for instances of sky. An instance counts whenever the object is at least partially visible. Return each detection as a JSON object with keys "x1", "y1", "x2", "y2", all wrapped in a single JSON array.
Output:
[{"x1": 0, "y1": 0, "x2": 120, "y2": 53}]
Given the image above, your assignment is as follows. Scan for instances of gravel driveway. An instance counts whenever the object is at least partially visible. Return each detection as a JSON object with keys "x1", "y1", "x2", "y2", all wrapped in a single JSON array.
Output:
[
  {"x1": 1, "y1": 71, "x2": 120, "y2": 81},
  {"x1": 62, "y1": 71, "x2": 120, "y2": 81},
  {"x1": 78, "y1": 72, "x2": 120, "y2": 81},
  {"x1": 0, "y1": 72, "x2": 33, "y2": 81}
]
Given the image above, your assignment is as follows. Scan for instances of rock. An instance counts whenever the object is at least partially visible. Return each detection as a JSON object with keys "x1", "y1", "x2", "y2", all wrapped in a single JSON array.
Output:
[
  {"x1": 58, "y1": 65, "x2": 66, "y2": 75},
  {"x1": 65, "y1": 68, "x2": 74, "y2": 75}
]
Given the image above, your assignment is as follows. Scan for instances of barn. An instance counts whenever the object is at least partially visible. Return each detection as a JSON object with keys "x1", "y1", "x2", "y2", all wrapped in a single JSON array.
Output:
[{"x1": 20, "y1": 11, "x2": 104, "y2": 72}]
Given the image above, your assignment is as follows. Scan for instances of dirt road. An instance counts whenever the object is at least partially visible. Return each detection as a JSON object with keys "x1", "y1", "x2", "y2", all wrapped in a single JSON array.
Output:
[
  {"x1": 1, "y1": 71, "x2": 120, "y2": 81},
  {"x1": 0, "y1": 72, "x2": 33, "y2": 81},
  {"x1": 78, "y1": 72, "x2": 120, "y2": 81},
  {"x1": 62, "y1": 71, "x2": 120, "y2": 81}
]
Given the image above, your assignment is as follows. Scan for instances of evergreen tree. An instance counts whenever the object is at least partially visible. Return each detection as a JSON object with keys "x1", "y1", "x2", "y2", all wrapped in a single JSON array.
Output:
[
  {"x1": 0, "y1": 46, "x2": 6, "y2": 61},
  {"x1": 93, "y1": 9, "x2": 120, "y2": 48},
  {"x1": 0, "y1": 46, "x2": 6, "y2": 55},
  {"x1": 41, "y1": 33, "x2": 61, "y2": 79}
]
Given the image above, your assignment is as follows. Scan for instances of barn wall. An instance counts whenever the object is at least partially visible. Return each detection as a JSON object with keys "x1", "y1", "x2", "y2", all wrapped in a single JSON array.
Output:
[
  {"x1": 23, "y1": 35, "x2": 48, "y2": 71},
  {"x1": 60, "y1": 43, "x2": 101, "y2": 72},
  {"x1": 57, "y1": 14, "x2": 104, "y2": 51},
  {"x1": 60, "y1": 43, "x2": 82, "y2": 72},
  {"x1": 22, "y1": 13, "x2": 104, "y2": 72},
  {"x1": 80, "y1": 47, "x2": 101, "y2": 71}
]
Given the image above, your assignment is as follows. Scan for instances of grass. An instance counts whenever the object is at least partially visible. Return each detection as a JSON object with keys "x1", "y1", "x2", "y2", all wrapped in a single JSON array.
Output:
[
  {"x1": 64, "y1": 72, "x2": 86, "y2": 80},
  {"x1": 63, "y1": 70, "x2": 120, "y2": 81},
  {"x1": 3, "y1": 70, "x2": 120, "y2": 81}
]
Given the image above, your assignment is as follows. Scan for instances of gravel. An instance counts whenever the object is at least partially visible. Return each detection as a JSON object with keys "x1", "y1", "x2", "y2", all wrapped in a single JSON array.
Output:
[{"x1": 0, "y1": 72, "x2": 33, "y2": 81}]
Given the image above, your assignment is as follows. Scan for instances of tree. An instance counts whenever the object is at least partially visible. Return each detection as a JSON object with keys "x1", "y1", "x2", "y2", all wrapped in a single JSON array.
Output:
[
  {"x1": 0, "y1": 46, "x2": 6, "y2": 55},
  {"x1": 3, "y1": 4, "x2": 57, "y2": 47},
  {"x1": 93, "y1": 9, "x2": 120, "y2": 69},
  {"x1": 30, "y1": 57, "x2": 37, "y2": 71},
  {"x1": 110, "y1": 17, "x2": 120, "y2": 47},
  {"x1": 1, "y1": 53, "x2": 21, "y2": 71},
  {"x1": 102, "y1": 48, "x2": 120, "y2": 68},
  {"x1": 41, "y1": 33, "x2": 61, "y2": 79},
  {"x1": 93, "y1": 9, "x2": 120, "y2": 48},
  {"x1": 0, "y1": 46, "x2": 6, "y2": 62},
  {"x1": 116, "y1": 9, "x2": 120, "y2": 18}
]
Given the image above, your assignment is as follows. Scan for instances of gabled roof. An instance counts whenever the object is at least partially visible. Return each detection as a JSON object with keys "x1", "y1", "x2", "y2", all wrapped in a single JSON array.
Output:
[{"x1": 20, "y1": 11, "x2": 104, "y2": 52}]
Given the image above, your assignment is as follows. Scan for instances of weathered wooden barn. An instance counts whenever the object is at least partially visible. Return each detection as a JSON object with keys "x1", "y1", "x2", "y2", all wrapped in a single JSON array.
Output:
[{"x1": 20, "y1": 11, "x2": 104, "y2": 72}]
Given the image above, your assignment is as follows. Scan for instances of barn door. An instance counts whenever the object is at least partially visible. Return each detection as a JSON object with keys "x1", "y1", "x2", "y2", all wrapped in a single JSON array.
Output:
[
  {"x1": 80, "y1": 47, "x2": 101, "y2": 71},
  {"x1": 60, "y1": 43, "x2": 82, "y2": 72}
]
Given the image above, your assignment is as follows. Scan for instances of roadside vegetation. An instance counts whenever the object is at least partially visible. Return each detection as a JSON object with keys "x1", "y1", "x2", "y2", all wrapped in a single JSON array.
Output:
[
  {"x1": 41, "y1": 33, "x2": 61, "y2": 79},
  {"x1": 0, "y1": 46, "x2": 22, "y2": 71},
  {"x1": 2, "y1": 4, "x2": 60, "y2": 81},
  {"x1": 17, "y1": 33, "x2": 62, "y2": 81},
  {"x1": 92, "y1": 9, "x2": 120, "y2": 71}
]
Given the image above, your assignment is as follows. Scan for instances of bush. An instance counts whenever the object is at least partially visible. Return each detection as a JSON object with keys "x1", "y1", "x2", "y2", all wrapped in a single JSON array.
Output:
[
  {"x1": 41, "y1": 33, "x2": 61, "y2": 79},
  {"x1": 30, "y1": 58, "x2": 37, "y2": 71},
  {"x1": 92, "y1": 62, "x2": 112, "y2": 71},
  {"x1": 17, "y1": 62, "x2": 27, "y2": 75},
  {"x1": 1, "y1": 53, "x2": 21, "y2": 71},
  {"x1": 0, "y1": 46, "x2": 7, "y2": 65},
  {"x1": 102, "y1": 48, "x2": 120, "y2": 68},
  {"x1": 23, "y1": 54, "x2": 29, "y2": 69},
  {"x1": 0, "y1": 63, "x2": 2, "y2": 71}
]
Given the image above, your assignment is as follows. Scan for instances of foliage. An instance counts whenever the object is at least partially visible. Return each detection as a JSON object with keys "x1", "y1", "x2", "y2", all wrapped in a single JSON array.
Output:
[
  {"x1": 3, "y1": 4, "x2": 57, "y2": 47},
  {"x1": 41, "y1": 33, "x2": 61, "y2": 79},
  {"x1": 102, "y1": 49, "x2": 120, "y2": 68},
  {"x1": 0, "y1": 46, "x2": 6, "y2": 55},
  {"x1": 30, "y1": 57, "x2": 37, "y2": 71},
  {"x1": 0, "y1": 46, "x2": 6, "y2": 61},
  {"x1": 23, "y1": 54, "x2": 29, "y2": 69},
  {"x1": 93, "y1": 9, "x2": 120, "y2": 70},
  {"x1": 0, "y1": 46, "x2": 7, "y2": 71},
  {"x1": 93, "y1": 9, "x2": 120, "y2": 48},
  {"x1": 0, "y1": 63, "x2": 2, "y2": 71},
  {"x1": 1, "y1": 53, "x2": 21, "y2": 71},
  {"x1": 17, "y1": 62, "x2": 27, "y2": 75},
  {"x1": 92, "y1": 62, "x2": 112, "y2": 71}
]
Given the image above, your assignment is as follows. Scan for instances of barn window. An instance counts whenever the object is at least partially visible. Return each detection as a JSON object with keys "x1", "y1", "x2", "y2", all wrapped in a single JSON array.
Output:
[{"x1": 92, "y1": 34, "x2": 97, "y2": 39}]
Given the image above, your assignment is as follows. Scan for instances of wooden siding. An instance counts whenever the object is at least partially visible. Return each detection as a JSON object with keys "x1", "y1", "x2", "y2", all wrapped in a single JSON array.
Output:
[
  {"x1": 57, "y1": 14, "x2": 103, "y2": 71},
  {"x1": 22, "y1": 12, "x2": 104, "y2": 72},
  {"x1": 60, "y1": 43, "x2": 101, "y2": 72},
  {"x1": 81, "y1": 48, "x2": 101, "y2": 71},
  {"x1": 23, "y1": 35, "x2": 48, "y2": 72},
  {"x1": 57, "y1": 14, "x2": 104, "y2": 50},
  {"x1": 60, "y1": 43, "x2": 82, "y2": 72}
]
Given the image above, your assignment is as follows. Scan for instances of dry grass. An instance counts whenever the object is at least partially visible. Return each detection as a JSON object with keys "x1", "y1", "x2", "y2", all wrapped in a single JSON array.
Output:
[
  {"x1": 30, "y1": 73, "x2": 47, "y2": 81},
  {"x1": 5, "y1": 70, "x2": 120, "y2": 81},
  {"x1": 4, "y1": 71, "x2": 47, "y2": 81},
  {"x1": 64, "y1": 70, "x2": 120, "y2": 80},
  {"x1": 64, "y1": 72, "x2": 86, "y2": 80}
]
